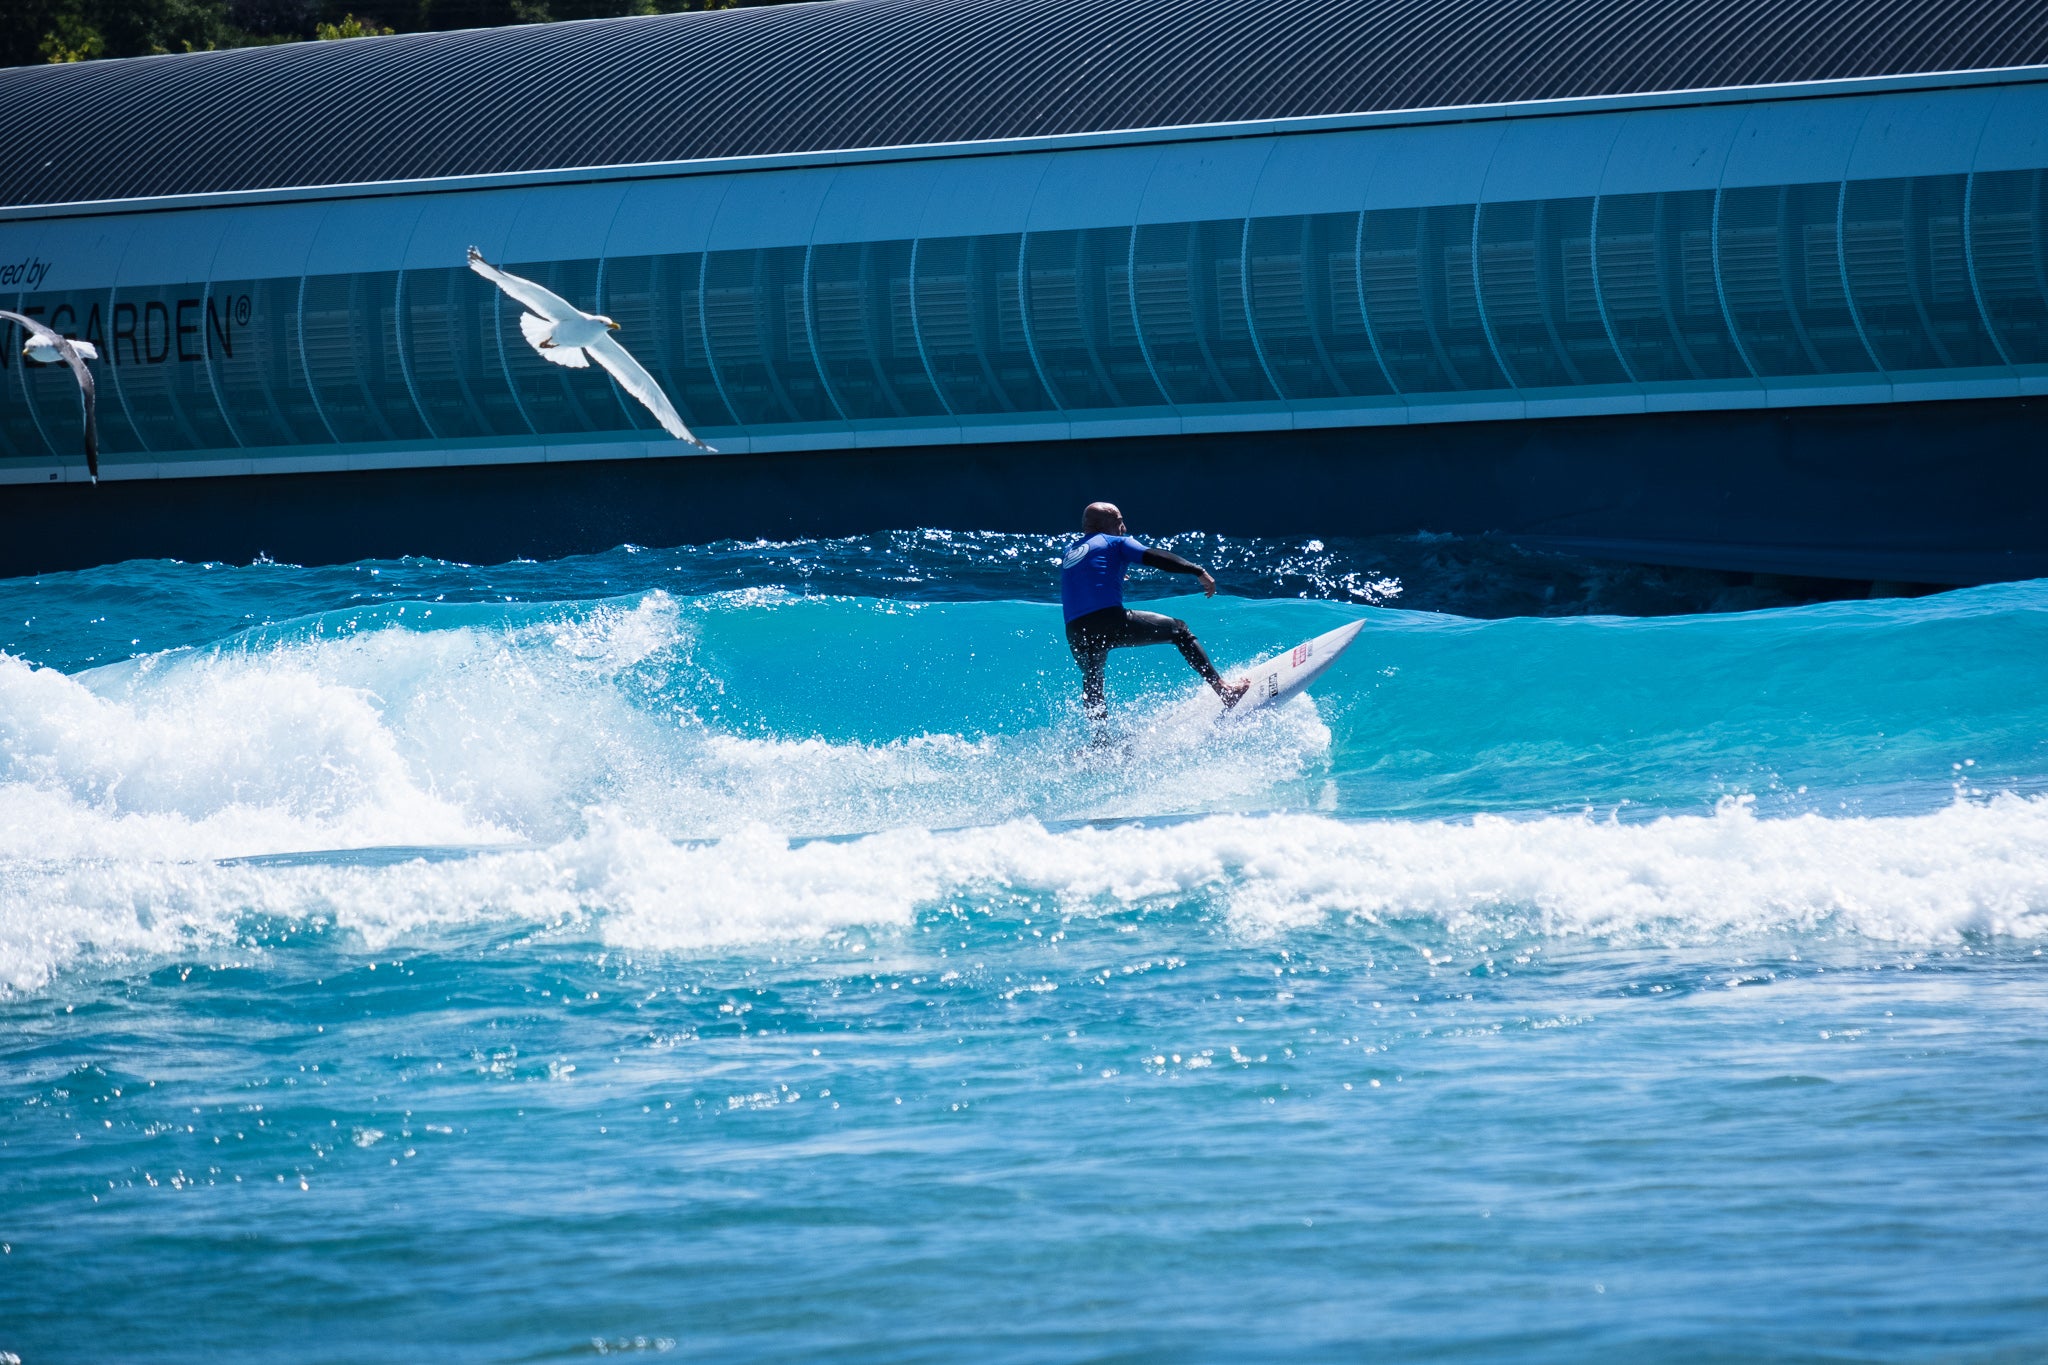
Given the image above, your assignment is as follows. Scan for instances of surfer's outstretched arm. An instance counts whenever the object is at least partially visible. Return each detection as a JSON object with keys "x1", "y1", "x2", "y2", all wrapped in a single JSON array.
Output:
[{"x1": 1140, "y1": 548, "x2": 1219, "y2": 597}]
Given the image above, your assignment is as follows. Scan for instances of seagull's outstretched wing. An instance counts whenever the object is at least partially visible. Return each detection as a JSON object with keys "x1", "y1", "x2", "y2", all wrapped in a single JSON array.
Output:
[
  {"x1": 66, "y1": 339, "x2": 96, "y2": 481},
  {"x1": 1, "y1": 308, "x2": 98, "y2": 482},
  {"x1": 587, "y1": 333, "x2": 714, "y2": 450},
  {"x1": 466, "y1": 246, "x2": 580, "y2": 321}
]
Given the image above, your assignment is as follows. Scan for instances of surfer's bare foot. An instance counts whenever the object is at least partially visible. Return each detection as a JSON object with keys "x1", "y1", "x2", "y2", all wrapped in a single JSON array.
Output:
[{"x1": 1217, "y1": 678, "x2": 1251, "y2": 710}]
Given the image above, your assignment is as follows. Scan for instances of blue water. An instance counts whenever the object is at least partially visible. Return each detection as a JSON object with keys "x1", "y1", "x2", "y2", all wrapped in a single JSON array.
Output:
[{"x1": 3, "y1": 533, "x2": 2046, "y2": 1362}]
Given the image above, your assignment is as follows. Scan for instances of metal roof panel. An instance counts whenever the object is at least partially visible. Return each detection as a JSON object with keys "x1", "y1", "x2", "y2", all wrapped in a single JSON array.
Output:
[{"x1": 3, "y1": 0, "x2": 2044, "y2": 208}]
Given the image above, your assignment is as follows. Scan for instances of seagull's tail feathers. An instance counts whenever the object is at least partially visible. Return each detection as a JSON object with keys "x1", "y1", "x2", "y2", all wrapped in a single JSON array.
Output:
[
  {"x1": 543, "y1": 345, "x2": 591, "y2": 369},
  {"x1": 70, "y1": 340, "x2": 100, "y2": 361},
  {"x1": 518, "y1": 311, "x2": 557, "y2": 352}
]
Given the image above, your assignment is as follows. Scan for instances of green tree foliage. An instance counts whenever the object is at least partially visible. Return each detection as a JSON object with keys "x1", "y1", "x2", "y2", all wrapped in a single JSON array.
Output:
[
  {"x1": 312, "y1": 13, "x2": 395, "y2": 38},
  {"x1": 3, "y1": 0, "x2": 759, "y2": 70}
]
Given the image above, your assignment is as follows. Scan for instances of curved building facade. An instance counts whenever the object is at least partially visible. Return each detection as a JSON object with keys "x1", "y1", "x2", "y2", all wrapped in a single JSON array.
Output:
[{"x1": 3, "y1": 0, "x2": 2048, "y2": 579}]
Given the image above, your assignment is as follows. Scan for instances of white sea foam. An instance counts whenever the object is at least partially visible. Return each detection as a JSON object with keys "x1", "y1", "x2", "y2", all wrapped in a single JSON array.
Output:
[
  {"x1": 4, "y1": 596, "x2": 2045, "y2": 994},
  {"x1": 0, "y1": 595, "x2": 1328, "y2": 990},
  {"x1": 5, "y1": 796, "x2": 2048, "y2": 994},
  {"x1": 6, "y1": 591, "x2": 1332, "y2": 848},
  {"x1": 578, "y1": 796, "x2": 2048, "y2": 949}
]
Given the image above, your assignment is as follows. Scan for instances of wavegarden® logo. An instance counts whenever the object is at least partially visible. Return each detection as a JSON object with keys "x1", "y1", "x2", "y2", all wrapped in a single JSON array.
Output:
[
  {"x1": 0, "y1": 294, "x2": 251, "y2": 368},
  {"x1": 0, "y1": 257, "x2": 52, "y2": 290}
]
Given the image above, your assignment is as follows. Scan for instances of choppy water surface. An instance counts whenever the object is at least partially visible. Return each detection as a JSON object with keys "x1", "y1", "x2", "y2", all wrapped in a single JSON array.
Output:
[{"x1": 2, "y1": 533, "x2": 2045, "y2": 1362}]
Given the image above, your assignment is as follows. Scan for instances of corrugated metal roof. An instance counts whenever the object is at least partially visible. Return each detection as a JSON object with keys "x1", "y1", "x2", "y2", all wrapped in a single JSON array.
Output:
[{"x1": 5, "y1": 0, "x2": 2047, "y2": 208}]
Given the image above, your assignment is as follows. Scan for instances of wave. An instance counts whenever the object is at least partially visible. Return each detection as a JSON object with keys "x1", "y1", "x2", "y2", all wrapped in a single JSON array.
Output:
[
  {"x1": 5, "y1": 797, "x2": 2045, "y2": 995},
  {"x1": 0, "y1": 589, "x2": 1336, "y2": 857},
  {"x1": 4, "y1": 564, "x2": 2048, "y2": 991}
]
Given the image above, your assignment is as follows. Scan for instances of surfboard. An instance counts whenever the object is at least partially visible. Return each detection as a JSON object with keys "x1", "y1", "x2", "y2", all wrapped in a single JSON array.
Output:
[{"x1": 1170, "y1": 618, "x2": 1366, "y2": 725}]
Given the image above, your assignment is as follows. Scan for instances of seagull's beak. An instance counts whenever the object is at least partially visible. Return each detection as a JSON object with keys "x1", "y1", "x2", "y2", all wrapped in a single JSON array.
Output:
[{"x1": 607, "y1": 321, "x2": 621, "y2": 332}]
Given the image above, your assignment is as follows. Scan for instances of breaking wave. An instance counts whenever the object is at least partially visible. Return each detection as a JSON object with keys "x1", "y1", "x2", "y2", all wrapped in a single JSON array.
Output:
[{"x1": 4, "y1": 543, "x2": 2048, "y2": 992}]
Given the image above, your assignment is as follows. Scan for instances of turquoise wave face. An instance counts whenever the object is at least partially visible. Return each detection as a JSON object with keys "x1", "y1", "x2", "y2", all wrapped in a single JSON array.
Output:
[{"x1": 2, "y1": 535, "x2": 2046, "y2": 1361}]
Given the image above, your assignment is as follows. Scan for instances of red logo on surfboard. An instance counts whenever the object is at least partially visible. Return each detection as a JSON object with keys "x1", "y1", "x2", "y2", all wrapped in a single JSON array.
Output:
[{"x1": 1291, "y1": 643, "x2": 1311, "y2": 667}]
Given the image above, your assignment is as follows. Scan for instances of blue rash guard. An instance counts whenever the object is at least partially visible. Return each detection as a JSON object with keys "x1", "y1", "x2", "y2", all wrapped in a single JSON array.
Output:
[{"x1": 1060, "y1": 533, "x2": 1149, "y2": 622}]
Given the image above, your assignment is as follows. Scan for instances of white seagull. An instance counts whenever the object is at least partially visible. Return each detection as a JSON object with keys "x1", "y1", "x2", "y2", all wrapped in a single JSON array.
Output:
[
  {"x1": 467, "y1": 247, "x2": 713, "y2": 451},
  {"x1": 0, "y1": 308, "x2": 98, "y2": 481}
]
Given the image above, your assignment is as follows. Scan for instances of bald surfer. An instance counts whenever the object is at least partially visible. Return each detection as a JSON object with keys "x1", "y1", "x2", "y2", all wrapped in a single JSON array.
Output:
[{"x1": 1062, "y1": 502, "x2": 1248, "y2": 735}]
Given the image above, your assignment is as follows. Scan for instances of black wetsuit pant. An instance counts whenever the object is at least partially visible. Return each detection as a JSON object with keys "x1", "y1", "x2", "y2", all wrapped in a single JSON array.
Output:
[{"x1": 1066, "y1": 606, "x2": 1225, "y2": 722}]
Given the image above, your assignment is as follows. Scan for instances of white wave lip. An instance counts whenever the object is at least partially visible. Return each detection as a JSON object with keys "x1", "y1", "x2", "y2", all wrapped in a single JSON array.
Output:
[
  {"x1": 7, "y1": 798, "x2": 2048, "y2": 995},
  {"x1": 592, "y1": 797, "x2": 2048, "y2": 949},
  {"x1": 0, "y1": 648, "x2": 494, "y2": 862},
  {"x1": 0, "y1": 589, "x2": 1331, "y2": 991},
  {"x1": 0, "y1": 588, "x2": 1330, "y2": 856}
]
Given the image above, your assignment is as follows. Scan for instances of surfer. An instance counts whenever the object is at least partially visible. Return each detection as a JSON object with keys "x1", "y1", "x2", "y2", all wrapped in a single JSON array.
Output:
[{"x1": 1062, "y1": 502, "x2": 1249, "y2": 735}]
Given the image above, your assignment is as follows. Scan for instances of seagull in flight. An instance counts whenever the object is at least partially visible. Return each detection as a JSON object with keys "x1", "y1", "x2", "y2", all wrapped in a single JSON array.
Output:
[
  {"x1": 467, "y1": 247, "x2": 713, "y2": 451},
  {"x1": 0, "y1": 309, "x2": 97, "y2": 482}
]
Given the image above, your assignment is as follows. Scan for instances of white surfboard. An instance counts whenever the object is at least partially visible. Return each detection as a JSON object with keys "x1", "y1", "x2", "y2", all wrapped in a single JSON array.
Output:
[{"x1": 1171, "y1": 618, "x2": 1366, "y2": 725}]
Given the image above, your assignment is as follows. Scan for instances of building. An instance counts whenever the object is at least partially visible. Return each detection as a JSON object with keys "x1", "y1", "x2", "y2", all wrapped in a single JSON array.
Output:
[{"x1": 2, "y1": 0, "x2": 2046, "y2": 580}]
